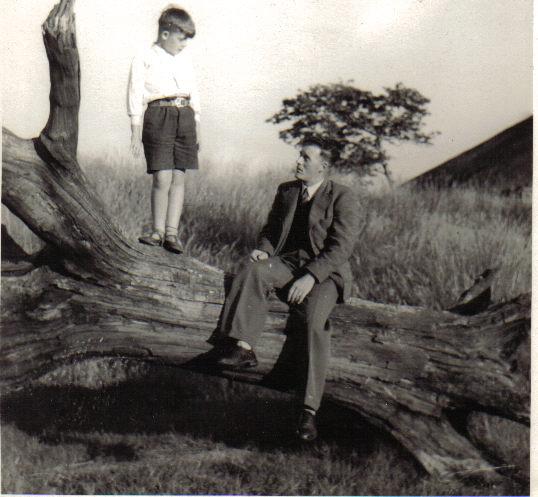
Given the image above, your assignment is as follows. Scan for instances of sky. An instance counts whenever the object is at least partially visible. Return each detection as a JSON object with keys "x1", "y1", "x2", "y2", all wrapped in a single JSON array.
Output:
[{"x1": 1, "y1": 0, "x2": 533, "y2": 182}]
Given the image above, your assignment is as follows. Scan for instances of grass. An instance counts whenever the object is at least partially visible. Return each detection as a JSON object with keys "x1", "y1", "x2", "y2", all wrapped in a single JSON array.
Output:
[
  {"x1": 1, "y1": 360, "x2": 523, "y2": 495},
  {"x1": 89, "y1": 153, "x2": 530, "y2": 308},
  {"x1": 1, "y1": 153, "x2": 531, "y2": 494},
  {"x1": 5, "y1": 153, "x2": 530, "y2": 308}
]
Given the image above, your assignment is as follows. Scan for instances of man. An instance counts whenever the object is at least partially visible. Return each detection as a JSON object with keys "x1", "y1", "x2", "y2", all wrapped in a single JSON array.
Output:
[{"x1": 210, "y1": 137, "x2": 359, "y2": 441}]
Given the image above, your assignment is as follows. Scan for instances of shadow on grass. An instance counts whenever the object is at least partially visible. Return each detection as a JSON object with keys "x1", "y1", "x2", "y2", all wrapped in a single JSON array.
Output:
[{"x1": 0, "y1": 363, "x2": 393, "y2": 462}]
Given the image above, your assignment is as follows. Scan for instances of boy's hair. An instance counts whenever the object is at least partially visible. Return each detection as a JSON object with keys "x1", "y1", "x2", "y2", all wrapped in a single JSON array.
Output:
[
  {"x1": 158, "y1": 6, "x2": 195, "y2": 38},
  {"x1": 300, "y1": 136, "x2": 339, "y2": 166}
]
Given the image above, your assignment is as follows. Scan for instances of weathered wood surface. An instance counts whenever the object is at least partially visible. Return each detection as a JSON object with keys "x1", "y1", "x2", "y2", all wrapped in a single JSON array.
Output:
[
  {"x1": 1, "y1": 0, "x2": 530, "y2": 483},
  {"x1": 1, "y1": 257, "x2": 530, "y2": 481}
]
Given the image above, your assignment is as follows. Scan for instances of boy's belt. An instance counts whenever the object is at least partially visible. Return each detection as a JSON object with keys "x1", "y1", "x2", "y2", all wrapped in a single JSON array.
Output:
[{"x1": 148, "y1": 96, "x2": 190, "y2": 108}]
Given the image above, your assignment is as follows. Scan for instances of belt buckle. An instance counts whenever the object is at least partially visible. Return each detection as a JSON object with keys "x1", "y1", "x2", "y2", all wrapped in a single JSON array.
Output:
[{"x1": 173, "y1": 96, "x2": 187, "y2": 107}]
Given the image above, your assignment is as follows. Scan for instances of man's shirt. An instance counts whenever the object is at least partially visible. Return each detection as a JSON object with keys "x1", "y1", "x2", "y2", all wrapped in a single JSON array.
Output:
[
  {"x1": 302, "y1": 179, "x2": 324, "y2": 201},
  {"x1": 127, "y1": 44, "x2": 201, "y2": 126}
]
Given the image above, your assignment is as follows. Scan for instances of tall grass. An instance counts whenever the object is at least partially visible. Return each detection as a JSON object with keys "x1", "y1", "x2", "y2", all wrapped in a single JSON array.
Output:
[
  {"x1": 75, "y1": 153, "x2": 531, "y2": 309},
  {"x1": 350, "y1": 186, "x2": 530, "y2": 307},
  {"x1": 4, "y1": 155, "x2": 530, "y2": 309}
]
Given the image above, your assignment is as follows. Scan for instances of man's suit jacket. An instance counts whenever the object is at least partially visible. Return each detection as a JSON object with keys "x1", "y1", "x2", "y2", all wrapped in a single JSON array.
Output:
[{"x1": 257, "y1": 179, "x2": 359, "y2": 303}]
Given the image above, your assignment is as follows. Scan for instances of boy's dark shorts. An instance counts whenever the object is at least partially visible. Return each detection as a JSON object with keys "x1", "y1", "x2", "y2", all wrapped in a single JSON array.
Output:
[{"x1": 142, "y1": 105, "x2": 199, "y2": 173}]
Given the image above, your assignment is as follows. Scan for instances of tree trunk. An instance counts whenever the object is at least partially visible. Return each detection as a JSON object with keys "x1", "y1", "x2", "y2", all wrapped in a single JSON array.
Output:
[{"x1": 1, "y1": 0, "x2": 530, "y2": 484}]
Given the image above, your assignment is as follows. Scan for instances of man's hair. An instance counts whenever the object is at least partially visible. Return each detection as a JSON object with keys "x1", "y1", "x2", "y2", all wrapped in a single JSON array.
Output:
[
  {"x1": 299, "y1": 136, "x2": 339, "y2": 166},
  {"x1": 158, "y1": 6, "x2": 196, "y2": 38}
]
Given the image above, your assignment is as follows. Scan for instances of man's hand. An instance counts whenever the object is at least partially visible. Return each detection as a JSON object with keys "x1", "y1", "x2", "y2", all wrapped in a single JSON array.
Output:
[
  {"x1": 287, "y1": 273, "x2": 316, "y2": 305},
  {"x1": 130, "y1": 124, "x2": 143, "y2": 157},
  {"x1": 250, "y1": 249, "x2": 269, "y2": 262}
]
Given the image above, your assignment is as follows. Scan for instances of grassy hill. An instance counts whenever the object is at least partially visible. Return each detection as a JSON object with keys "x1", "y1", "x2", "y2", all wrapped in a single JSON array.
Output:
[{"x1": 407, "y1": 116, "x2": 532, "y2": 190}]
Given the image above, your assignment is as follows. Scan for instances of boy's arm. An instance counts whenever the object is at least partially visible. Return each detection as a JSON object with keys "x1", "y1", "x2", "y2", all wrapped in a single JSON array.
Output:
[
  {"x1": 127, "y1": 54, "x2": 145, "y2": 126},
  {"x1": 187, "y1": 53, "x2": 201, "y2": 148},
  {"x1": 190, "y1": 82, "x2": 201, "y2": 125},
  {"x1": 127, "y1": 54, "x2": 145, "y2": 156},
  {"x1": 184, "y1": 49, "x2": 201, "y2": 124},
  {"x1": 130, "y1": 123, "x2": 143, "y2": 157}
]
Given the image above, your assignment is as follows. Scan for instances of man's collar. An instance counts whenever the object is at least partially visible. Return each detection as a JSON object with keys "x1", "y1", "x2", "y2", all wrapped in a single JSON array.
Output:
[{"x1": 301, "y1": 179, "x2": 324, "y2": 200}]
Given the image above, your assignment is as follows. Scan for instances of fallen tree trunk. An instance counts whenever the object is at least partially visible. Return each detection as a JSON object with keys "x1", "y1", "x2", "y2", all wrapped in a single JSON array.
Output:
[{"x1": 1, "y1": 0, "x2": 530, "y2": 483}]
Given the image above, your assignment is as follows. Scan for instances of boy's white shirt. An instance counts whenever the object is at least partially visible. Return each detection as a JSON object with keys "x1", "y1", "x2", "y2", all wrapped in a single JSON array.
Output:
[{"x1": 128, "y1": 43, "x2": 201, "y2": 126}]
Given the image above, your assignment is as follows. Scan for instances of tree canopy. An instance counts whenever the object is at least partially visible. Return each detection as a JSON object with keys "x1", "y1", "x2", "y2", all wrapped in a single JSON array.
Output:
[{"x1": 267, "y1": 82, "x2": 438, "y2": 182}]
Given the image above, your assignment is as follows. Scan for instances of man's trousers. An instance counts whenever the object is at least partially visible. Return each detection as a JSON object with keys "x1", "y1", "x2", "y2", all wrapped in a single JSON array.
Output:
[{"x1": 218, "y1": 255, "x2": 338, "y2": 411}]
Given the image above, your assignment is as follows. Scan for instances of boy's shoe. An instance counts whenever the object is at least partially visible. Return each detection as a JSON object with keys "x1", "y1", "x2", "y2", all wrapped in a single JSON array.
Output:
[
  {"x1": 138, "y1": 232, "x2": 163, "y2": 247},
  {"x1": 163, "y1": 235, "x2": 184, "y2": 254}
]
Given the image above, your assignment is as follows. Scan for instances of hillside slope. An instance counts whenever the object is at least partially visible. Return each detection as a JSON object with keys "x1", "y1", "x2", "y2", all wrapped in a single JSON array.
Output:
[{"x1": 407, "y1": 117, "x2": 532, "y2": 190}]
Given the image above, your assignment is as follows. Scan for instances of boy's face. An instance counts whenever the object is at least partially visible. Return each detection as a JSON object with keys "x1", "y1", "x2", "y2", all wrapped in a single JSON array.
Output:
[
  {"x1": 295, "y1": 145, "x2": 328, "y2": 185},
  {"x1": 159, "y1": 30, "x2": 188, "y2": 55}
]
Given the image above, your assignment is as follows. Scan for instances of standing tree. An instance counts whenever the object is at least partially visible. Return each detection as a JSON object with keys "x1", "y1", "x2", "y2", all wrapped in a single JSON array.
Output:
[{"x1": 267, "y1": 82, "x2": 437, "y2": 184}]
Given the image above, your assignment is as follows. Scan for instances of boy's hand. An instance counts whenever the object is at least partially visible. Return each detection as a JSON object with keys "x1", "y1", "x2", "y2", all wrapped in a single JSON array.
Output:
[
  {"x1": 287, "y1": 273, "x2": 315, "y2": 305},
  {"x1": 250, "y1": 249, "x2": 269, "y2": 262},
  {"x1": 130, "y1": 124, "x2": 143, "y2": 157},
  {"x1": 195, "y1": 121, "x2": 201, "y2": 151}
]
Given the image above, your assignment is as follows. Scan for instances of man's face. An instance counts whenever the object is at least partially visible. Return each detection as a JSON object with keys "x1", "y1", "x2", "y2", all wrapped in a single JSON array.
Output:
[
  {"x1": 295, "y1": 145, "x2": 327, "y2": 184},
  {"x1": 159, "y1": 30, "x2": 188, "y2": 55}
]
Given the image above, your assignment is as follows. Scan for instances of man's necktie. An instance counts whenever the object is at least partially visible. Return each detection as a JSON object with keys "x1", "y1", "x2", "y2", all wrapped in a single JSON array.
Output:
[{"x1": 301, "y1": 187, "x2": 310, "y2": 204}]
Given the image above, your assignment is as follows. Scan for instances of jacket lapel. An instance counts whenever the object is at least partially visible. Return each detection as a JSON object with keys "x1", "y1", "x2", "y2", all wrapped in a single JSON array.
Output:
[{"x1": 275, "y1": 181, "x2": 300, "y2": 253}]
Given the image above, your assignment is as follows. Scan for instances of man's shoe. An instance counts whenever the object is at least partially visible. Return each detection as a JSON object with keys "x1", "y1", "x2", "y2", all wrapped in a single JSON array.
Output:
[
  {"x1": 215, "y1": 344, "x2": 258, "y2": 370},
  {"x1": 163, "y1": 235, "x2": 184, "y2": 254},
  {"x1": 139, "y1": 232, "x2": 163, "y2": 247},
  {"x1": 296, "y1": 410, "x2": 318, "y2": 442}
]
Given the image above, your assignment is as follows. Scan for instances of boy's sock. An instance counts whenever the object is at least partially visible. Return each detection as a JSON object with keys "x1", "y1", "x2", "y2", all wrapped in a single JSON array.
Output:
[{"x1": 165, "y1": 225, "x2": 178, "y2": 238}]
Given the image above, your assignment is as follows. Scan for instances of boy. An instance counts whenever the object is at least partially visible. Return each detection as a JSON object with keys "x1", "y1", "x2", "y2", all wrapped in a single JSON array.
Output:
[{"x1": 128, "y1": 6, "x2": 200, "y2": 254}]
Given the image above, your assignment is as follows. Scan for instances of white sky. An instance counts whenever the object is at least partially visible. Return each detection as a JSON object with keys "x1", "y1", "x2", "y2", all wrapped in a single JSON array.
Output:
[{"x1": 1, "y1": 0, "x2": 532, "y2": 182}]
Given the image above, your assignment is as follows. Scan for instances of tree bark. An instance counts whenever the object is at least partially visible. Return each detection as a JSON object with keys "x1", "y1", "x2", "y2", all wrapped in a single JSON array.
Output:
[{"x1": 1, "y1": 0, "x2": 530, "y2": 484}]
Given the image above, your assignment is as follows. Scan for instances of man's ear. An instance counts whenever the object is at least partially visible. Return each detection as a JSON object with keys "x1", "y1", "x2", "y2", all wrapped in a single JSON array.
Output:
[{"x1": 160, "y1": 30, "x2": 170, "y2": 40}]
